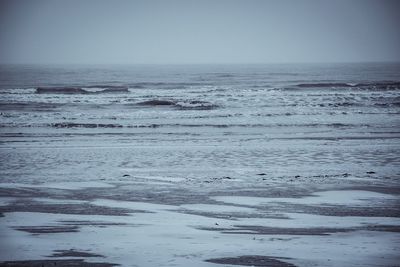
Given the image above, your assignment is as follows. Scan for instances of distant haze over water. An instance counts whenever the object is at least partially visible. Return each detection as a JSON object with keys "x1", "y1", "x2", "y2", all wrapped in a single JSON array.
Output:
[{"x1": 0, "y1": 0, "x2": 399, "y2": 64}]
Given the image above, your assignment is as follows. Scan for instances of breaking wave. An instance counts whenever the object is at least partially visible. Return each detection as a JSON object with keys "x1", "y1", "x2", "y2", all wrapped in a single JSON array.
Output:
[
  {"x1": 36, "y1": 86, "x2": 129, "y2": 94},
  {"x1": 296, "y1": 83, "x2": 354, "y2": 88},
  {"x1": 175, "y1": 100, "x2": 219, "y2": 110},
  {"x1": 134, "y1": 99, "x2": 218, "y2": 110},
  {"x1": 127, "y1": 82, "x2": 212, "y2": 89},
  {"x1": 296, "y1": 81, "x2": 400, "y2": 89}
]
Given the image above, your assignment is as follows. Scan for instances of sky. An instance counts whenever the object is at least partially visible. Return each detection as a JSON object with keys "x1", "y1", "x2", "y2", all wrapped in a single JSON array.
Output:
[{"x1": 0, "y1": 0, "x2": 399, "y2": 64}]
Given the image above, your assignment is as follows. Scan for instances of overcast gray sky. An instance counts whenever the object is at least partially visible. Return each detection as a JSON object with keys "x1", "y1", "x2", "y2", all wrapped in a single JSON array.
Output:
[{"x1": 0, "y1": 0, "x2": 399, "y2": 64}]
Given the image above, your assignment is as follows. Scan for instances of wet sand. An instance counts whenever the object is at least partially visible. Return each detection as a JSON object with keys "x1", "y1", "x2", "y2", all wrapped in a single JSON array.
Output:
[
  {"x1": 0, "y1": 259, "x2": 117, "y2": 267},
  {"x1": 0, "y1": 177, "x2": 399, "y2": 267},
  {"x1": 205, "y1": 255, "x2": 296, "y2": 267}
]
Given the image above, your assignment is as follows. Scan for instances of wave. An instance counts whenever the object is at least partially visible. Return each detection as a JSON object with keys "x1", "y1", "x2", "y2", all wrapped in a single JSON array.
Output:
[
  {"x1": 52, "y1": 123, "x2": 124, "y2": 128},
  {"x1": 134, "y1": 99, "x2": 218, "y2": 110},
  {"x1": 207, "y1": 73, "x2": 235, "y2": 78},
  {"x1": 296, "y1": 81, "x2": 400, "y2": 89},
  {"x1": 136, "y1": 100, "x2": 175, "y2": 106},
  {"x1": 374, "y1": 102, "x2": 400, "y2": 107},
  {"x1": 318, "y1": 102, "x2": 360, "y2": 107},
  {"x1": 84, "y1": 85, "x2": 128, "y2": 89},
  {"x1": 50, "y1": 123, "x2": 166, "y2": 129},
  {"x1": 36, "y1": 86, "x2": 129, "y2": 94},
  {"x1": 0, "y1": 102, "x2": 62, "y2": 111},
  {"x1": 175, "y1": 100, "x2": 219, "y2": 110},
  {"x1": 296, "y1": 83, "x2": 354, "y2": 88},
  {"x1": 34, "y1": 82, "x2": 212, "y2": 93},
  {"x1": 0, "y1": 122, "x2": 372, "y2": 129},
  {"x1": 356, "y1": 81, "x2": 400, "y2": 88},
  {"x1": 127, "y1": 82, "x2": 212, "y2": 89},
  {"x1": 36, "y1": 87, "x2": 87, "y2": 94}
]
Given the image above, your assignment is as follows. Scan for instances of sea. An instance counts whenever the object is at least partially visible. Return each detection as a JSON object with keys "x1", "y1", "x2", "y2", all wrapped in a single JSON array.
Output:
[{"x1": 0, "y1": 63, "x2": 399, "y2": 185}]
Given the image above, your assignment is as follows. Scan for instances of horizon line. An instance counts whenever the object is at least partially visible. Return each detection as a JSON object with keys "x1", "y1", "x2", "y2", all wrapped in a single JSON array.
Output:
[{"x1": 1, "y1": 60, "x2": 400, "y2": 66}]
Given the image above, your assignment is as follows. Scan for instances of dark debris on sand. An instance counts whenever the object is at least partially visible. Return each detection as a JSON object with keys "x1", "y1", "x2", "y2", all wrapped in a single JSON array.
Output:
[{"x1": 205, "y1": 255, "x2": 297, "y2": 267}]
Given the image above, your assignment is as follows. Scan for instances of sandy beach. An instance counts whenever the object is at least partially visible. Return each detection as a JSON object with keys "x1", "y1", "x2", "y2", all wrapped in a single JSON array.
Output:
[{"x1": 1, "y1": 167, "x2": 399, "y2": 266}]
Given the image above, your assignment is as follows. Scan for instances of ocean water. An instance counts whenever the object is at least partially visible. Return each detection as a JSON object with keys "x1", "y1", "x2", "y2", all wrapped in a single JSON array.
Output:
[{"x1": 0, "y1": 63, "x2": 399, "y2": 184}]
